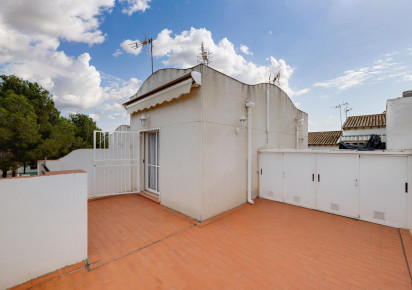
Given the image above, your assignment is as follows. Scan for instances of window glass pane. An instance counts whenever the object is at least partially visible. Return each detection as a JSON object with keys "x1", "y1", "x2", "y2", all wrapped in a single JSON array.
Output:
[
  {"x1": 148, "y1": 166, "x2": 156, "y2": 190},
  {"x1": 148, "y1": 133, "x2": 156, "y2": 165}
]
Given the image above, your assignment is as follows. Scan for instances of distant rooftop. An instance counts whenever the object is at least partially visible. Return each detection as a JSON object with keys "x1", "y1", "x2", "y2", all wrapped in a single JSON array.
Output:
[
  {"x1": 308, "y1": 130, "x2": 342, "y2": 146},
  {"x1": 342, "y1": 113, "x2": 386, "y2": 130}
]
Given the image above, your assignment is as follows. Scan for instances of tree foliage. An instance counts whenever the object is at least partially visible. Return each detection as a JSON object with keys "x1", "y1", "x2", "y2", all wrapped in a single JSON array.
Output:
[
  {"x1": 0, "y1": 75, "x2": 101, "y2": 175},
  {"x1": 69, "y1": 113, "x2": 100, "y2": 149}
]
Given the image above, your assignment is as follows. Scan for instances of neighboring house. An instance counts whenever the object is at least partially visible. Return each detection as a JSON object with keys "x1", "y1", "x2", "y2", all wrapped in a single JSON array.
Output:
[
  {"x1": 307, "y1": 90, "x2": 412, "y2": 151},
  {"x1": 340, "y1": 113, "x2": 387, "y2": 146},
  {"x1": 308, "y1": 130, "x2": 341, "y2": 150},
  {"x1": 123, "y1": 64, "x2": 308, "y2": 221}
]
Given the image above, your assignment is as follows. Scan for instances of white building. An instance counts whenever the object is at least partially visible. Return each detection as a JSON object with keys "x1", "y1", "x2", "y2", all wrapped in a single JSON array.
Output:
[
  {"x1": 386, "y1": 90, "x2": 412, "y2": 151},
  {"x1": 123, "y1": 64, "x2": 307, "y2": 221},
  {"x1": 339, "y1": 113, "x2": 386, "y2": 146}
]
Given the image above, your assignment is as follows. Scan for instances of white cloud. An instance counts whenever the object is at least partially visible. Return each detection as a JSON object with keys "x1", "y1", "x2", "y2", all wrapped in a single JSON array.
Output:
[
  {"x1": 119, "y1": 0, "x2": 151, "y2": 15},
  {"x1": 89, "y1": 113, "x2": 100, "y2": 121},
  {"x1": 269, "y1": 30, "x2": 272, "y2": 35},
  {"x1": 1, "y1": 0, "x2": 114, "y2": 45},
  {"x1": 314, "y1": 67, "x2": 370, "y2": 90},
  {"x1": 0, "y1": 0, "x2": 145, "y2": 112},
  {"x1": 404, "y1": 75, "x2": 412, "y2": 81},
  {"x1": 319, "y1": 95, "x2": 330, "y2": 99},
  {"x1": 104, "y1": 77, "x2": 141, "y2": 102},
  {"x1": 120, "y1": 39, "x2": 143, "y2": 55},
  {"x1": 385, "y1": 52, "x2": 399, "y2": 57},
  {"x1": 143, "y1": 27, "x2": 300, "y2": 96},
  {"x1": 240, "y1": 45, "x2": 253, "y2": 55},
  {"x1": 2, "y1": 39, "x2": 106, "y2": 109},
  {"x1": 294, "y1": 102, "x2": 301, "y2": 107},
  {"x1": 113, "y1": 49, "x2": 123, "y2": 57},
  {"x1": 294, "y1": 88, "x2": 310, "y2": 96},
  {"x1": 101, "y1": 103, "x2": 124, "y2": 111},
  {"x1": 313, "y1": 57, "x2": 406, "y2": 90}
]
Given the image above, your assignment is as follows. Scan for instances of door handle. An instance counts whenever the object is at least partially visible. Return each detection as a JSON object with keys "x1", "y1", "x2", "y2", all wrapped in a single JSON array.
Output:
[
  {"x1": 312, "y1": 174, "x2": 314, "y2": 181},
  {"x1": 318, "y1": 174, "x2": 320, "y2": 182}
]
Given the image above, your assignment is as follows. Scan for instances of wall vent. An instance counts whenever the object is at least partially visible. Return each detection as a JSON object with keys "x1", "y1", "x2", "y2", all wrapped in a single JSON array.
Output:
[
  {"x1": 330, "y1": 203, "x2": 340, "y2": 211},
  {"x1": 373, "y1": 211, "x2": 385, "y2": 220},
  {"x1": 293, "y1": 196, "x2": 300, "y2": 203},
  {"x1": 266, "y1": 190, "x2": 274, "y2": 197}
]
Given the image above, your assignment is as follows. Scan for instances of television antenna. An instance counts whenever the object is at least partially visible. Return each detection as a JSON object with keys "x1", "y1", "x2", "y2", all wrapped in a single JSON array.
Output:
[
  {"x1": 344, "y1": 105, "x2": 352, "y2": 119},
  {"x1": 130, "y1": 34, "x2": 154, "y2": 74},
  {"x1": 269, "y1": 72, "x2": 280, "y2": 86},
  {"x1": 335, "y1": 102, "x2": 348, "y2": 129},
  {"x1": 198, "y1": 42, "x2": 212, "y2": 66}
]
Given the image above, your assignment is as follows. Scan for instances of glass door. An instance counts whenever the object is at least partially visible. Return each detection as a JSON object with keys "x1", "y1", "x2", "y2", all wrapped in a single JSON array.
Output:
[{"x1": 145, "y1": 131, "x2": 159, "y2": 194}]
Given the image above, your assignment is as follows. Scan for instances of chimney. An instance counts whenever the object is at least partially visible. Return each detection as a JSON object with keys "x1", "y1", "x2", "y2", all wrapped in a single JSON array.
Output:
[{"x1": 403, "y1": 90, "x2": 412, "y2": 98}]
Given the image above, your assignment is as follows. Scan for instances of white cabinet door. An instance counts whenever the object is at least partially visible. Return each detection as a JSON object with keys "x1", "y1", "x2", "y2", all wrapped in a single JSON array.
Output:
[
  {"x1": 360, "y1": 156, "x2": 408, "y2": 228},
  {"x1": 316, "y1": 154, "x2": 358, "y2": 218},
  {"x1": 284, "y1": 153, "x2": 315, "y2": 209},
  {"x1": 259, "y1": 152, "x2": 284, "y2": 202}
]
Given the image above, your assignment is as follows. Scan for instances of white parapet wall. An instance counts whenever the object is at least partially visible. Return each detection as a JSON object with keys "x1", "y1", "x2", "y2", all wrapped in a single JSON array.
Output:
[
  {"x1": 39, "y1": 149, "x2": 95, "y2": 198},
  {"x1": 0, "y1": 170, "x2": 88, "y2": 289}
]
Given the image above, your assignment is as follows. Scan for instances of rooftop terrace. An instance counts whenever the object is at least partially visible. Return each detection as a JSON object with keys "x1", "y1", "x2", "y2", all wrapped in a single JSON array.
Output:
[{"x1": 13, "y1": 194, "x2": 412, "y2": 289}]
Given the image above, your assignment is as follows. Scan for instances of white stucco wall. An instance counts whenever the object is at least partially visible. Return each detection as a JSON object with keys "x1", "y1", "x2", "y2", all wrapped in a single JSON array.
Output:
[
  {"x1": 199, "y1": 66, "x2": 307, "y2": 219},
  {"x1": 40, "y1": 149, "x2": 94, "y2": 198},
  {"x1": 0, "y1": 171, "x2": 87, "y2": 289},
  {"x1": 387, "y1": 97, "x2": 412, "y2": 151},
  {"x1": 129, "y1": 65, "x2": 307, "y2": 221}
]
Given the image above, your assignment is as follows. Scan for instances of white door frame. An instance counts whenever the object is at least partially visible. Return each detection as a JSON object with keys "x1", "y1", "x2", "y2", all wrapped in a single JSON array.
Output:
[{"x1": 142, "y1": 130, "x2": 160, "y2": 196}]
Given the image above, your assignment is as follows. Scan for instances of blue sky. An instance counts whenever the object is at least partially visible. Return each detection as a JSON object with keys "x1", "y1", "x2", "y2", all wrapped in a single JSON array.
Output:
[{"x1": 1, "y1": 0, "x2": 412, "y2": 131}]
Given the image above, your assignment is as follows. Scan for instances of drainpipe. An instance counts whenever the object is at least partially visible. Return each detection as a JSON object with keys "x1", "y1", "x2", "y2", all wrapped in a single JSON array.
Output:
[
  {"x1": 246, "y1": 101, "x2": 256, "y2": 204},
  {"x1": 266, "y1": 88, "x2": 269, "y2": 143},
  {"x1": 296, "y1": 118, "x2": 304, "y2": 149}
]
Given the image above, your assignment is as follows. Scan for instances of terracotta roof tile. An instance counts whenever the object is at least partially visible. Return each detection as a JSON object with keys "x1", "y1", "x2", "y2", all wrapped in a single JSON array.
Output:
[
  {"x1": 342, "y1": 113, "x2": 386, "y2": 129},
  {"x1": 308, "y1": 131, "x2": 342, "y2": 145}
]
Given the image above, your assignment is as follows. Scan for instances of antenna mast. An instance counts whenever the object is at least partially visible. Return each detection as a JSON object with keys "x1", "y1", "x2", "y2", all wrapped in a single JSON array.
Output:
[
  {"x1": 198, "y1": 42, "x2": 212, "y2": 66},
  {"x1": 344, "y1": 104, "x2": 352, "y2": 119},
  {"x1": 335, "y1": 102, "x2": 348, "y2": 129},
  {"x1": 130, "y1": 35, "x2": 154, "y2": 74}
]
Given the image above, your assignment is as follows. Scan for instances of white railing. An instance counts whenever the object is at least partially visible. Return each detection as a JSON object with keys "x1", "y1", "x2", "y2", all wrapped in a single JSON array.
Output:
[{"x1": 93, "y1": 131, "x2": 140, "y2": 196}]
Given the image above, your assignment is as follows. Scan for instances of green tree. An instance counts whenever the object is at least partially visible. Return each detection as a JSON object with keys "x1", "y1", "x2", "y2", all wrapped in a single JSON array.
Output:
[
  {"x1": 0, "y1": 75, "x2": 77, "y2": 176},
  {"x1": 35, "y1": 118, "x2": 76, "y2": 160},
  {"x1": 0, "y1": 75, "x2": 60, "y2": 136},
  {"x1": 0, "y1": 91, "x2": 41, "y2": 176},
  {"x1": 69, "y1": 113, "x2": 100, "y2": 149}
]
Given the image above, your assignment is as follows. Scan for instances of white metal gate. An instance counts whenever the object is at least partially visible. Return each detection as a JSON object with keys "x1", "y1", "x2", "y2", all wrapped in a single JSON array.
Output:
[{"x1": 93, "y1": 130, "x2": 140, "y2": 196}]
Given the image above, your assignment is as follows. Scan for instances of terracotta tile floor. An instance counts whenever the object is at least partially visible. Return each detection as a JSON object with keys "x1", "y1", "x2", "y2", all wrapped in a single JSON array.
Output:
[{"x1": 15, "y1": 194, "x2": 412, "y2": 289}]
